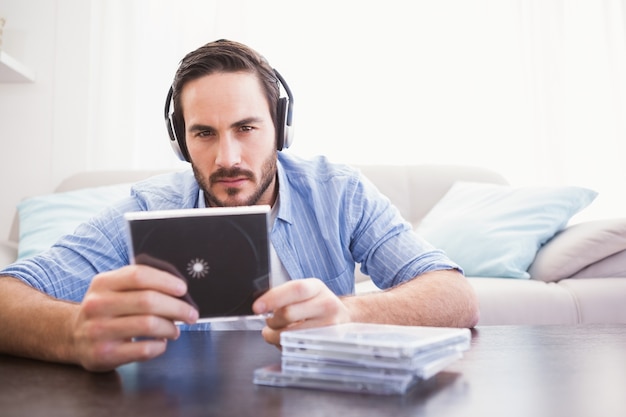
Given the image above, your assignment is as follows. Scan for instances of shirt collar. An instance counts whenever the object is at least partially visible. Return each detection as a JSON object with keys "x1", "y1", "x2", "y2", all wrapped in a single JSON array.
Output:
[
  {"x1": 197, "y1": 189, "x2": 207, "y2": 208},
  {"x1": 275, "y1": 157, "x2": 294, "y2": 225}
]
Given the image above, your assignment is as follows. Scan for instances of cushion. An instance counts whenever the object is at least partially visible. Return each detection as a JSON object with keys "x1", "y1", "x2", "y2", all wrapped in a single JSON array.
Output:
[
  {"x1": 571, "y1": 249, "x2": 626, "y2": 279},
  {"x1": 17, "y1": 183, "x2": 132, "y2": 259},
  {"x1": 528, "y1": 218, "x2": 626, "y2": 281},
  {"x1": 415, "y1": 181, "x2": 597, "y2": 279}
]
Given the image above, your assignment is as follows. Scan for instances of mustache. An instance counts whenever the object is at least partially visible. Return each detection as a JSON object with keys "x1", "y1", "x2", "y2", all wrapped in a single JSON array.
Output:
[{"x1": 209, "y1": 167, "x2": 254, "y2": 183}]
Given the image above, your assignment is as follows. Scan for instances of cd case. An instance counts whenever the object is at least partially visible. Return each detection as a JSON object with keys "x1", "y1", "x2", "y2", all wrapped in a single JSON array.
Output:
[
  {"x1": 280, "y1": 322, "x2": 471, "y2": 358},
  {"x1": 254, "y1": 363, "x2": 419, "y2": 396},
  {"x1": 124, "y1": 205, "x2": 271, "y2": 322},
  {"x1": 254, "y1": 323, "x2": 471, "y2": 395},
  {"x1": 281, "y1": 348, "x2": 463, "y2": 379}
]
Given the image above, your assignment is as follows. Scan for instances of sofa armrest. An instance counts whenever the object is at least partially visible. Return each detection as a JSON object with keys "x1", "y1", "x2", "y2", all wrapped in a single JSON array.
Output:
[{"x1": 0, "y1": 240, "x2": 18, "y2": 269}]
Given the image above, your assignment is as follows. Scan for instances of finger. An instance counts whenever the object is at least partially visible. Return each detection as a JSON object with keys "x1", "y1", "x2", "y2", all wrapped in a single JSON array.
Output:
[
  {"x1": 90, "y1": 265, "x2": 188, "y2": 298},
  {"x1": 79, "y1": 314, "x2": 181, "y2": 345},
  {"x1": 81, "y1": 337, "x2": 169, "y2": 372},
  {"x1": 261, "y1": 315, "x2": 340, "y2": 348},
  {"x1": 82, "y1": 289, "x2": 198, "y2": 324},
  {"x1": 261, "y1": 325, "x2": 281, "y2": 347},
  {"x1": 265, "y1": 295, "x2": 344, "y2": 330},
  {"x1": 253, "y1": 278, "x2": 326, "y2": 315},
  {"x1": 76, "y1": 314, "x2": 179, "y2": 371},
  {"x1": 265, "y1": 298, "x2": 325, "y2": 329}
]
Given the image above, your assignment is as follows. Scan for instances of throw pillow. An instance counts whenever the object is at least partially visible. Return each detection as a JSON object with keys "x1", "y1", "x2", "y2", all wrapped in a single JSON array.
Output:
[
  {"x1": 415, "y1": 181, "x2": 597, "y2": 279},
  {"x1": 571, "y1": 249, "x2": 626, "y2": 278},
  {"x1": 528, "y1": 218, "x2": 626, "y2": 281},
  {"x1": 17, "y1": 183, "x2": 133, "y2": 259}
]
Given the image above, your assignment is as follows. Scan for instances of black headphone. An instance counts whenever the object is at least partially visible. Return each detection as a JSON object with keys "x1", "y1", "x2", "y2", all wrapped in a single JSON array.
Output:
[{"x1": 164, "y1": 69, "x2": 294, "y2": 162}]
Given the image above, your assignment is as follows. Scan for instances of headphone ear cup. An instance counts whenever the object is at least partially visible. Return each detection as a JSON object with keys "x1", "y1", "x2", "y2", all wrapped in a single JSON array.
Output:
[
  {"x1": 283, "y1": 118, "x2": 294, "y2": 150},
  {"x1": 164, "y1": 86, "x2": 190, "y2": 162},
  {"x1": 168, "y1": 115, "x2": 191, "y2": 162},
  {"x1": 273, "y1": 69, "x2": 294, "y2": 150},
  {"x1": 276, "y1": 97, "x2": 288, "y2": 151}
]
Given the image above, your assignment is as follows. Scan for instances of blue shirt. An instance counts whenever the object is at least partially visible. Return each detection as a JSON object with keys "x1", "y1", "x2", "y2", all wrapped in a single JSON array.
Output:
[{"x1": 2, "y1": 153, "x2": 460, "y2": 304}]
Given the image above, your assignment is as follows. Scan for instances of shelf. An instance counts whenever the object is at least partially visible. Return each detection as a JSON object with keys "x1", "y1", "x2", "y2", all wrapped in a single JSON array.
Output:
[{"x1": 0, "y1": 50, "x2": 35, "y2": 83}]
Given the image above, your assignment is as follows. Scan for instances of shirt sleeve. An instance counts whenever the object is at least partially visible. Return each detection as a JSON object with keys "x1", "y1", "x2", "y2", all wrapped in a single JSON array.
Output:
[
  {"x1": 0, "y1": 170, "x2": 201, "y2": 302},
  {"x1": 0, "y1": 201, "x2": 135, "y2": 302},
  {"x1": 348, "y1": 173, "x2": 462, "y2": 289}
]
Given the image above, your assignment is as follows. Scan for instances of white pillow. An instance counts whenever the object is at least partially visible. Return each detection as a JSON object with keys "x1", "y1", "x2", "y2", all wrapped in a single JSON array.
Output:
[
  {"x1": 416, "y1": 181, "x2": 597, "y2": 279},
  {"x1": 528, "y1": 218, "x2": 626, "y2": 281},
  {"x1": 17, "y1": 183, "x2": 132, "y2": 259}
]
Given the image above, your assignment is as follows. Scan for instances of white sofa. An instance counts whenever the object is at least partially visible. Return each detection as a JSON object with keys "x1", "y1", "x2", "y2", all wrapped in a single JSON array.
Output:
[{"x1": 2, "y1": 165, "x2": 626, "y2": 325}]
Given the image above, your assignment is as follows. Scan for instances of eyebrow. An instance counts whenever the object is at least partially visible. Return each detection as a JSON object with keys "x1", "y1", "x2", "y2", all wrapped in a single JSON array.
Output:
[{"x1": 187, "y1": 117, "x2": 265, "y2": 133}]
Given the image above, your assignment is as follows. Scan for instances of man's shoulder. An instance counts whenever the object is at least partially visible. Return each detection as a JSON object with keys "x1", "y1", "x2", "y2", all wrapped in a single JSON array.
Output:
[
  {"x1": 278, "y1": 152, "x2": 360, "y2": 183},
  {"x1": 130, "y1": 169, "x2": 199, "y2": 209}
]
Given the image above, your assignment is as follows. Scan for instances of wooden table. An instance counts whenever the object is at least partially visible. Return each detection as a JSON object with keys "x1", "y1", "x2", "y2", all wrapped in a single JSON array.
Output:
[{"x1": 1, "y1": 325, "x2": 625, "y2": 417}]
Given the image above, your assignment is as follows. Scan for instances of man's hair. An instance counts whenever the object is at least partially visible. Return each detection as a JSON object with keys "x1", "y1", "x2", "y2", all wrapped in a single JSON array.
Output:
[{"x1": 171, "y1": 39, "x2": 281, "y2": 140}]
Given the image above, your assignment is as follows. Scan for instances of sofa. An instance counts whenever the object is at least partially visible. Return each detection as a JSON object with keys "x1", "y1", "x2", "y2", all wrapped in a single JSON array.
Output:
[{"x1": 2, "y1": 164, "x2": 626, "y2": 326}]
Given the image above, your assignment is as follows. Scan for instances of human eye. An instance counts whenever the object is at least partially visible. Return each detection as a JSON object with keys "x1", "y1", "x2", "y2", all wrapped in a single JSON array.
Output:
[
  {"x1": 235, "y1": 117, "x2": 263, "y2": 135},
  {"x1": 196, "y1": 129, "x2": 215, "y2": 138}
]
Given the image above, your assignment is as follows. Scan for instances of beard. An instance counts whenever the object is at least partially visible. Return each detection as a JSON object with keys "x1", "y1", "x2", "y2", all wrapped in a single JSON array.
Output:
[{"x1": 193, "y1": 153, "x2": 278, "y2": 207}]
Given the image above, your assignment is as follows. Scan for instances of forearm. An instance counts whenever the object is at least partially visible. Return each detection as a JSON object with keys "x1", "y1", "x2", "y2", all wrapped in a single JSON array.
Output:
[
  {"x1": 343, "y1": 270, "x2": 480, "y2": 328},
  {"x1": 0, "y1": 276, "x2": 79, "y2": 365}
]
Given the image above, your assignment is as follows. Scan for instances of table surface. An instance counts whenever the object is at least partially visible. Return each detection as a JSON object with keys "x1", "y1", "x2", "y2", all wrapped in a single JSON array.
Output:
[{"x1": 1, "y1": 324, "x2": 625, "y2": 417}]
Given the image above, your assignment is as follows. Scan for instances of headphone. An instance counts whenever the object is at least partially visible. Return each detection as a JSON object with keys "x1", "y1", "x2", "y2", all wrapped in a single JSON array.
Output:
[{"x1": 164, "y1": 69, "x2": 294, "y2": 162}]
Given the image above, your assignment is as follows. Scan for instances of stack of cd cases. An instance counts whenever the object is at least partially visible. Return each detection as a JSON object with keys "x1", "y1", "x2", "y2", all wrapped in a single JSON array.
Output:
[{"x1": 253, "y1": 323, "x2": 471, "y2": 395}]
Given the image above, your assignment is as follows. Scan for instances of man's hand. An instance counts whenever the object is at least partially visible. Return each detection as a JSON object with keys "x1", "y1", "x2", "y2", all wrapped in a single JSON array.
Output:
[
  {"x1": 252, "y1": 278, "x2": 351, "y2": 347},
  {"x1": 73, "y1": 265, "x2": 199, "y2": 371},
  {"x1": 251, "y1": 270, "x2": 479, "y2": 349}
]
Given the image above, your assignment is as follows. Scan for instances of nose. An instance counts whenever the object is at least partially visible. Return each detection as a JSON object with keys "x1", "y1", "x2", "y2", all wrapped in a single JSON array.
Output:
[{"x1": 215, "y1": 134, "x2": 241, "y2": 168}]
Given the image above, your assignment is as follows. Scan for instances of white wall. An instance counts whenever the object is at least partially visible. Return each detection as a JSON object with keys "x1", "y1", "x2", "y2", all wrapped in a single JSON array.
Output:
[
  {"x1": 0, "y1": 0, "x2": 94, "y2": 239},
  {"x1": 1, "y1": 0, "x2": 63, "y2": 238},
  {"x1": 1, "y1": 0, "x2": 626, "y2": 240}
]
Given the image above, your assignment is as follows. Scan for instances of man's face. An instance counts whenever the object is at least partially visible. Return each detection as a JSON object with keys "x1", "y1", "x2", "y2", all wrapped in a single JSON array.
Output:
[{"x1": 180, "y1": 71, "x2": 278, "y2": 207}]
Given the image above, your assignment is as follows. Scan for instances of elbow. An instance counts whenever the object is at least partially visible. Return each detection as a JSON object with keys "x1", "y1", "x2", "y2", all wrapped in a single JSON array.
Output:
[
  {"x1": 463, "y1": 289, "x2": 480, "y2": 328},
  {"x1": 466, "y1": 304, "x2": 480, "y2": 328},
  {"x1": 449, "y1": 280, "x2": 480, "y2": 329},
  {"x1": 448, "y1": 272, "x2": 480, "y2": 328}
]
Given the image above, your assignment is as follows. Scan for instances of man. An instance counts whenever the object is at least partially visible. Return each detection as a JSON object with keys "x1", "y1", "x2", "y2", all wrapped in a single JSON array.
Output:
[{"x1": 0, "y1": 40, "x2": 479, "y2": 372}]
